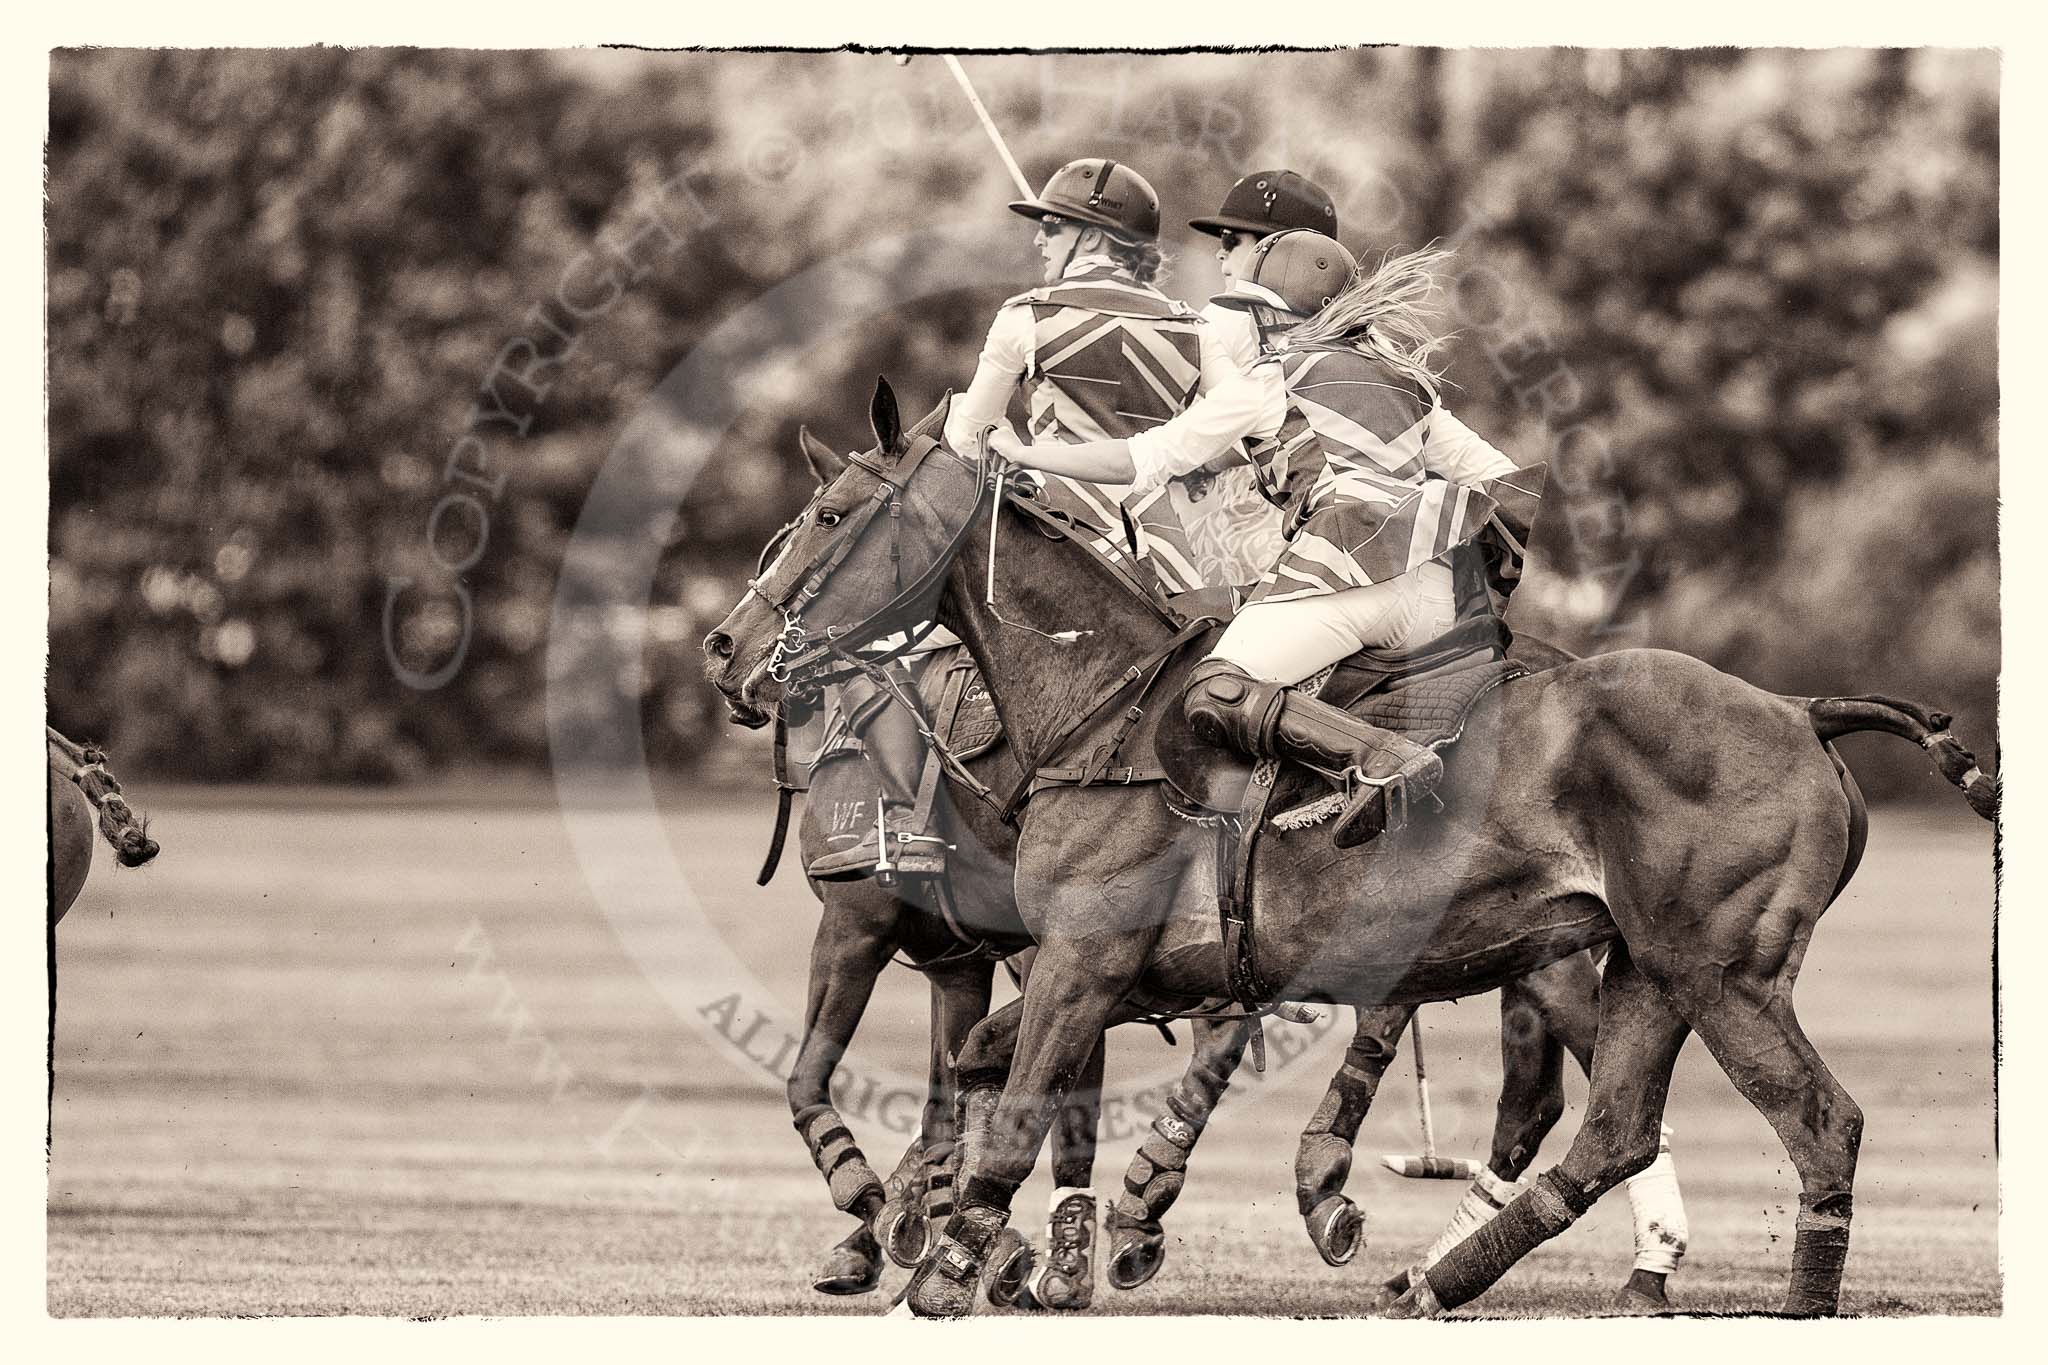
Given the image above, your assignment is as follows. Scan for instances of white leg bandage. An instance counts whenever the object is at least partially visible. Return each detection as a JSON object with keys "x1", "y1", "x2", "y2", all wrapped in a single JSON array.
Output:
[
  {"x1": 1422, "y1": 1166, "x2": 1523, "y2": 1268},
  {"x1": 1624, "y1": 1125, "x2": 1688, "y2": 1274}
]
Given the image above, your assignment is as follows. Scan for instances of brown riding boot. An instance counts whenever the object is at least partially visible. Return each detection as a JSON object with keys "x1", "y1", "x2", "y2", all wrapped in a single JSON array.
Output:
[
  {"x1": 806, "y1": 669, "x2": 949, "y2": 882},
  {"x1": 1182, "y1": 658, "x2": 1443, "y2": 849}
]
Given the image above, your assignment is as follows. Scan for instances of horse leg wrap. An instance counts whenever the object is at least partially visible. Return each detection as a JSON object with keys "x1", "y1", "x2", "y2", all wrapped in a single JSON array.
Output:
[
  {"x1": 921, "y1": 1138, "x2": 956, "y2": 1222},
  {"x1": 1783, "y1": 1192, "x2": 1853, "y2": 1316},
  {"x1": 795, "y1": 1104, "x2": 884, "y2": 1215},
  {"x1": 1114, "y1": 1105, "x2": 1200, "y2": 1230},
  {"x1": 1624, "y1": 1129, "x2": 1688, "y2": 1275},
  {"x1": 1418, "y1": 1169, "x2": 1587, "y2": 1312},
  {"x1": 1293, "y1": 1131, "x2": 1354, "y2": 1217},
  {"x1": 954, "y1": 1084, "x2": 1002, "y2": 1188},
  {"x1": 1421, "y1": 1167, "x2": 1524, "y2": 1269},
  {"x1": 904, "y1": 1200, "x2": 1010, "y2": 1318},
  {"x1": 1029, "y1": 1187, "x2": 1098, "y2": 1310}
]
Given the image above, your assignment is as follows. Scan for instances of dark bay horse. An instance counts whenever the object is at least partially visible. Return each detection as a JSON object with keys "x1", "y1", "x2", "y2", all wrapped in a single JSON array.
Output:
[
  {"x1": 48, "y1": 726, "x2": 158, "y2": 925},
  {"x1": 762, "y1": 433, "x2": 1269, "y2": 1307},
  {"x1": 742, "y1": 409, "x2": 1701, "y2": 1310},
  {"x1": 706, "y1": 382, "x2": 1993, "y2": 1318}
]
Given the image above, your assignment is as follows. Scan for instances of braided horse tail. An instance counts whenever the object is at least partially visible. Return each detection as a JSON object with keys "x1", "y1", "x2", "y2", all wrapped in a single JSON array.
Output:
[
  {"x1": 1801, "y1": 695, "x2": 1997, "y2": 822},
  {"x1": 47, "y1": 725, "x2": 160, "y2": 867}
]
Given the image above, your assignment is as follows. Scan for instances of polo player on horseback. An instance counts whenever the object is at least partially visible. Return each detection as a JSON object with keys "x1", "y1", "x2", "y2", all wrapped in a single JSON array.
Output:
[
  {"x1": 1160, "y1": 169, "x2": 1341, "y2": 595},
  {"x1": 991, "y1": 229, "x2": 1545, "y2": 848},
  {"x1": 806, "y1": 157, "x2": 1212, "y2": 884}
]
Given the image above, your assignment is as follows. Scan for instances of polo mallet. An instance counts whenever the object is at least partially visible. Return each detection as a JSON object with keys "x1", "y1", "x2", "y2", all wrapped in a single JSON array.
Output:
[
  {"x1": 1379, "y1": 1011, "x2": 1483, "y2": 1180},
  {"x1": 894, "y1": 53, "x2": 1035, "y2": 199}
]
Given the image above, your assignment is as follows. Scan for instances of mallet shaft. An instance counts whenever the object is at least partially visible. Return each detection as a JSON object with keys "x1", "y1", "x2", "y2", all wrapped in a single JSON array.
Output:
[
  {"x1": 943, "y1": 55, "x2": 1033, "y2": 199},
  {"x1": 1413, "y1": 1013, "x2": 1438, "y2": 1158}
]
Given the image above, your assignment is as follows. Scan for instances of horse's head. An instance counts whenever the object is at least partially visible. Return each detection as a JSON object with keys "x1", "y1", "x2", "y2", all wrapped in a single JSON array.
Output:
[
  {"x1": 49, "y1": 733, "x2": 160, "y2": 868},
  {"x1": 702, "y1": 378, "x2": 979, "y2": 728}
]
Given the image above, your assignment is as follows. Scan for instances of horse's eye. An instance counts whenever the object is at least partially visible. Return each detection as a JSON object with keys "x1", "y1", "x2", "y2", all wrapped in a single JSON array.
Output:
[{"x1": 817, "y1": 510, "x2": 842, "y2": 528}]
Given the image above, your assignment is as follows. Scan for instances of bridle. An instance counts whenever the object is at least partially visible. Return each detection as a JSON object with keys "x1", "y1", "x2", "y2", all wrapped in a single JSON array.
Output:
[
  {"x1": 746, "y1": 430, "x2": 995, "y2": 699},
  {"x1": 743, "y1": 428, "x2": 1004, "y2": 804},
  {"x1": 741, "y1": 423, "x2": 1214, "y2": 825}
]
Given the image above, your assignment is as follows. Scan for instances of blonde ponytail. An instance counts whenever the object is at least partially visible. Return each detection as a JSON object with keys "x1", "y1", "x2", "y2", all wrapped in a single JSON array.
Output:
[{"x1": 1284, "y1": 242, "x2": 1457, "y2": 398}]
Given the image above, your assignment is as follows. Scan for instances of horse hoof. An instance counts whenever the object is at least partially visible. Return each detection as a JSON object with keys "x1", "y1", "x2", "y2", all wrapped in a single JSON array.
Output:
[
  {"x1": 1614, "y1": 1285, "x2": 1673, "y2": 1316},
  {"x1": 1106, "y1": 1229, "x2": 1165, "y2": 1289},
  {"x1": 1377, "y1": 1265, "x2": 1411, "y2": 1308},
  {"x1": 981, "y1": 1228, "x2": 1033, "y2": 1308},
  {"x1": 877, "y1": 1200, "x2": 931, "y2": 1270},
  {"x1": 1027, "y1": 1266, "x2": 1090, "y2": 1311},
  {"x1": 813, "y1": 1239, "x2": 883, "y2": 1296},
  {"x1": 903, "y1": 1262, "x2": 978, "y2": 1319},
  {"x1": 1306, "y1": 1195, "x2": 1365, "y2": 1267},
  {"x1": 1383, "y1": 1272, "x2": 1443, "y2": 1319}
]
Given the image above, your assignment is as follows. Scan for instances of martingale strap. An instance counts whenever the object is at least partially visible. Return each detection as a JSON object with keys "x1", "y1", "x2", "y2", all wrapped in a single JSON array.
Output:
[{"x1": 756, "y1": 707, "x2": 798, "y2": 886}]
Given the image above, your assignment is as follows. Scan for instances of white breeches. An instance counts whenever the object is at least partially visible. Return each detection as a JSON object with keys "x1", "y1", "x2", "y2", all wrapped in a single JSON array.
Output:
[{"x1": 1209, "y1": 560, "x2": 1457, "y2": 686}]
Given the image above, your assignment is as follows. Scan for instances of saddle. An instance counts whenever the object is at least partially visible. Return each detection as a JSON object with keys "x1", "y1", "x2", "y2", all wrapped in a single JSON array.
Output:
[
  {"x1": 756, "y1": 644, "x2": 1002, "y2": 886},
  {"x1": 1153, "y1": 613, "x2": 1522, "y2": 818}
]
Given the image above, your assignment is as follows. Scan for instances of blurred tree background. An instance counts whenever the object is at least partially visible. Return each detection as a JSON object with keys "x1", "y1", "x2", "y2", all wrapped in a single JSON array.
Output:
[{"x1": 46, "y1": 48, "x2": 1996, "y2": 798}]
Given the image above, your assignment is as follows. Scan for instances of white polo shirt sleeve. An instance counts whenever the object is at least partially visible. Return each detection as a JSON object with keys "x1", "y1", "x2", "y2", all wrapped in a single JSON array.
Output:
[
  {"x1": 944, "y1": 302, "x2": 1034, "y2": 456},
  {"x1": 1198, "y1": 301, "x2": 1260, "y2": 392},
  {"x1": 1126, "y1": 362, "x2": 1287, "y2": 493},
  {"x1": 1423, "y1": 408, "x2": 1520, "y2": 484}
]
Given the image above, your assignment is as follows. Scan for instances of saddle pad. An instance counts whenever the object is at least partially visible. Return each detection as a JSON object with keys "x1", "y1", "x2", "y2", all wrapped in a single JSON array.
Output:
[
  {"x1": 1347, "y1": 658, "x2": 1527, "y2": 750},
  {"x1": 1265, "y1": 658, "x2": 1525, "y2": 832},
  {"x1": 928, "y1": 652, "x2": 1003, "y2": 762}
]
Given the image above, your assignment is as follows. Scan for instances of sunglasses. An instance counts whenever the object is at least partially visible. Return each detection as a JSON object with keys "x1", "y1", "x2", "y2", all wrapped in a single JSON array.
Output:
[{"x1": 1218, "y1": 229, "x2": 1252, "y2": 252}]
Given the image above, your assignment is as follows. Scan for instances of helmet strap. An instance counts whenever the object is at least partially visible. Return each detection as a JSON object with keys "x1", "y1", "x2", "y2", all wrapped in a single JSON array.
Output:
[{"x1": 1053, "y1": 226, "x2": 1085, "y2": 280}]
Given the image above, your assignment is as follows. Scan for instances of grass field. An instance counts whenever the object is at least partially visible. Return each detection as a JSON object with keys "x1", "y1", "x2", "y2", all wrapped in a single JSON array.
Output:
[{"x1": 48, "y1": 788, "x2": 1999, "y2": 1317}]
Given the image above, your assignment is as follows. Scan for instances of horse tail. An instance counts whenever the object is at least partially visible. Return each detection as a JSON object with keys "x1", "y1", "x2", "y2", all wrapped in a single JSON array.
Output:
[{"x1": 1800, "y1": 694, "x2": 1997, "y2": 823}]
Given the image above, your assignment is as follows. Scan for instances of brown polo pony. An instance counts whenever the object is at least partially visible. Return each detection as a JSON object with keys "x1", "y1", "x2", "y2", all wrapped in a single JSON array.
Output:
[
  {"x1": 705, "y1": 383, "x2": 1993, "y2": 1317},
  {"x1": 48, "y1": 725, "x2": 158, "y2": 925},
  {"x1": 767, "y1": 434, "x2": 1269, "y2": 1306},
  {"x1": 754, "y1": 422, "x2": 1705, "y2": 1310}
]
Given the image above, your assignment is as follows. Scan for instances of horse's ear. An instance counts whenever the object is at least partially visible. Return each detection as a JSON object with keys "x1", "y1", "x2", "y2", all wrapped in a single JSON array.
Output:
[
  {"x1": 797, "y1": 425, "x2": 846, "y2": 483},
  {"x1": 870, "y1": 377, "x2": 904, "y2": 454}
]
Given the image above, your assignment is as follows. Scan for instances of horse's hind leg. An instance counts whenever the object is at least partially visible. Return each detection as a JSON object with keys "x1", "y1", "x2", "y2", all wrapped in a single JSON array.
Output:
[
  {"x1": 1672, "y1": 966, "x2": 1863, "y2": 1315},
  {"x1": 1380, "y1": 984, "x2": 1569, "y2": 1305},
  {"x1": 1295, "y1": 1005, "x2": 1412, "y2": 1269},
  {"x1": 1391, "y1": 952, "x2": 1688, "y2": 1311},
  {"x1": 1513, "y1": 953, "x2": 1689, "y2": 1312},
  {"x1": 1393, "y1": 946, "x2": 1691, "y2": 1317},
  {"x1": 1108, "y1": 1012, "x2": 1258, "y2": 1289}
]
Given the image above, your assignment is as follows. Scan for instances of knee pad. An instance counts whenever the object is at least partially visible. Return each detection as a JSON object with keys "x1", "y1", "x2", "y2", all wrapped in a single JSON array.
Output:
[{"x1": 1181, "y1": 658, "x2": 1284, "y2": 753}]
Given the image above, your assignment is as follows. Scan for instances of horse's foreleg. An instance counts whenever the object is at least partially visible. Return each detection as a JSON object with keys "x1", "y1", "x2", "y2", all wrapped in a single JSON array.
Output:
[
  {"x1": 1392, "y1": 946, "x2": 1690, "y2": 1317},
  {"x1": 788, "y1": 889, "x2": 900, "y2": 1296},
  {"x1": 1107, "y1": 1012, "x2": 1258, "y2": 1290},
  {"x1": 1295, "y1": 1005, "x2": 1411, "y2": 1268},
  {"x1": 876, "y1": 958, "x2": 996, "y2": 1270},
  {"x1": 1016, "y1": 1036, "x2": 1107, "y2": 1310},
  {"x1": 906, "y1": 936, "x2": 1149, "y2": 1318}
]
